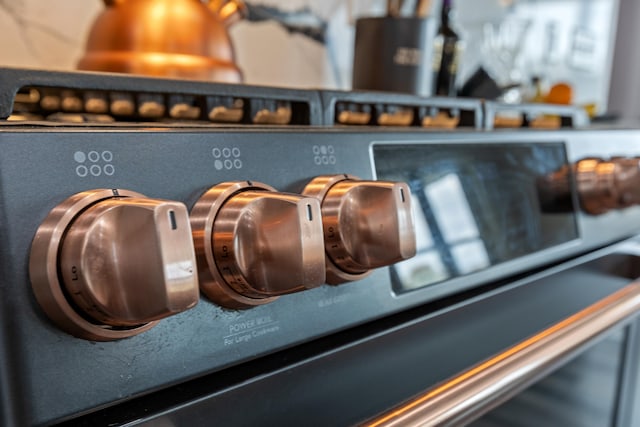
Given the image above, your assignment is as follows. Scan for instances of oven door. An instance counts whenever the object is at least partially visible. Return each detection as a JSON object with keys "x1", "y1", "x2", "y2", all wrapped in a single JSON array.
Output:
[
  {"x1": 365, "y1": 257, "x2": 640, "y2": 427},
  {"x1": 63, "y1": 237, "x2": 640, "y2": 427}
]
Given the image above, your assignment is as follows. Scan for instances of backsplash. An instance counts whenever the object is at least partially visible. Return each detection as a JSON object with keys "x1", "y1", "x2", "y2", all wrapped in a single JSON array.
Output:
[{"x1": 0, "y1": 0, "x2": 621, "y2": 110}]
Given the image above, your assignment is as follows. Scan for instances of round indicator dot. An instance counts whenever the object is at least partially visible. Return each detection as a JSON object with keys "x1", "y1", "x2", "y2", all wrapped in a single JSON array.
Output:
[
  {"x1": 314, "y1": 156, "x2": 322, "y2": 165},
  {"x1": 234, "y1": 159, "x2": 243, "y2": 169},
  {"x1": 90, "y1": 165, "x2": 102, "y2": 176},
  {"x1": 224, "y1": 160, "x2": 233, "y2": 169},
  {"x1": 320, "y1": 146, "x2": 327, "y2": 155},
  {"x1": 103, "y1": 164, "x2": 115, "y2": 176},
  {"x1": 232, "y1": 147, "x2": 241, "y2": 157},
  {"x1": 102, "y1": 151, "x2": 113, "y2": 162},
  {"x1": 222, "y1": 148, "x2": 232, "y2": 158},
  {"x1": 212, "y1": 148, "x2": 222, "y2": 158},
  {"x1": 88, "y1": 151, "x2": 100, "y2": 163},
  {"x1": 76, "y1": 165, "x2": 88, "y2": 177},
  {"x1": 328, "y1": 145, "x2": 335, "y2": 154},
  {"x1": 313, "y1": 146, "x2": 320, "y2": 155},
  {"x1": 214, "y1": 160, "x2": 223, "y2": 170},
  {"x1": 74, "y1": 151, "x2": 86, "y2": 163}
]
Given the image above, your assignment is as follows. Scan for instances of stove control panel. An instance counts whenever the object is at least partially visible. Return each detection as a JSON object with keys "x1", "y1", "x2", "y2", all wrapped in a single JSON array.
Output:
[
  {"x1": 5, "y1": 127, "x2": 640, "y2": 426},
  {"x1": 28, "y1": 189, "x2": 200, "y2": 341},
  {"x1": 303, "y1": 175, "x2": 416, "y2": 284},
  {"x1": 190, "y1": 181, "x2": 326, "y2": 309}
]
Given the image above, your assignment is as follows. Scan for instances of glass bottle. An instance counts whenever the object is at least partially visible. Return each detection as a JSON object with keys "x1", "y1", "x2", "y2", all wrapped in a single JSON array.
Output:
[{"x1": 433, "y1": 0, "x2": 462, "y2": 96}]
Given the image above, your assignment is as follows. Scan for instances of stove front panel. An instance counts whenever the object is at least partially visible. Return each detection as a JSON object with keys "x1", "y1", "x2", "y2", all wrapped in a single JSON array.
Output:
[{"x1": 2, "y1": 127, "x2": 640, "y2": 425}]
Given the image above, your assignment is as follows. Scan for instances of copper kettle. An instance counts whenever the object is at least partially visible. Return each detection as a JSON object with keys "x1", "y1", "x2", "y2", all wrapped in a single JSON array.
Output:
[{"x1": 77, "y1": 0, "x2": 244, "y2": 82}]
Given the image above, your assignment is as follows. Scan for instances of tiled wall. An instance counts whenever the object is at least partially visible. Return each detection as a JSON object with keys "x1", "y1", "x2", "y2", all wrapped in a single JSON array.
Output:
[
  {"x1": 0, "y1": 1, "x2": 99, "y2": 70},
  {"x1": 0, "y1": 0, "x2": 620, "y2": 109},
  {"x1": 0, "y1": 0, "x2": 363, "y2": 88}
]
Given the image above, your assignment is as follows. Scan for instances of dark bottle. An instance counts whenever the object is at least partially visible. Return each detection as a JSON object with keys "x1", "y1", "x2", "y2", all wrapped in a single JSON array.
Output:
[{"x1": 433, "y1": 0, "x2": 462, "y2": 96}]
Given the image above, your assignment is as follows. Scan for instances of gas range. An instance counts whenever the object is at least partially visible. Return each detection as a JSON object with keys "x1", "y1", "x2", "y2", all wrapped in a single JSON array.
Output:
[{"x1": 1, "y1": 68, "x2": 639, "y2": 426}]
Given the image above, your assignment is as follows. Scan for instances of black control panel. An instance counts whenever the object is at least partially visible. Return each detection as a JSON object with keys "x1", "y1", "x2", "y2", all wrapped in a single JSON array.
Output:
[{"x1": 2, "y1": 125, "x2": 640, "y2": 425}]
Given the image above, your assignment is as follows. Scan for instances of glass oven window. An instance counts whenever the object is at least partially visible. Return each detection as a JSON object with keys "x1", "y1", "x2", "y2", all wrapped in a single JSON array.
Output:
[{"x1": 374, "y1": 142, "x2": 579, "y2": 292}]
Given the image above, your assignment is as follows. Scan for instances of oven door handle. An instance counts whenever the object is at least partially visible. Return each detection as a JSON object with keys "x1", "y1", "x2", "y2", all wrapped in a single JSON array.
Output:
[{"x1": 362, "y1": 282, "x2": 640, "y2": 427}]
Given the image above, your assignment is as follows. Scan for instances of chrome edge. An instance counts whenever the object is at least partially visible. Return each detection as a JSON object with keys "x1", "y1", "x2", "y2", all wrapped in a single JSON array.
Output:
[{"x1": 363, "y1": 282, "x2": 640, "y2": 427}]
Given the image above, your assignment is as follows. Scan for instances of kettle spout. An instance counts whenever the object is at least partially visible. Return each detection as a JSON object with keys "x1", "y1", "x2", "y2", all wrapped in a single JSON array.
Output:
[{"x1": 208, "y1": 0, "x2": 247, "y2": 26}]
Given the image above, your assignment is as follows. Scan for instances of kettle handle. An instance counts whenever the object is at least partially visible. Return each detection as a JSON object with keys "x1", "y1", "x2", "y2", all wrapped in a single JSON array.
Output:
[{"x1": 101, "y1": 0, "x2": 246, "y2": 26}]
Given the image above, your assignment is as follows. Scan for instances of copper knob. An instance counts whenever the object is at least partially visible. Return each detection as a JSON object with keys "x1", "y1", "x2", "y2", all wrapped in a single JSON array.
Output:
[
  {"x1": 576, "y1": 157, "x2": 640, "y2": 215},
  {"x1": 29, "y1": 189, "x2": 199, "y2": 341},
  {"x1": 303, "y1": 175, "x2": 416, "y2": 284},
  {"x1": 191, "y1": 181, "x2": 325, "y2": 309}
]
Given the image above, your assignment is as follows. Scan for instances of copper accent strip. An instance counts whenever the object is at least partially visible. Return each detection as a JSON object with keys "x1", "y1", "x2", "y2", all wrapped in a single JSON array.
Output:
[
  {"x1": 253, "y1": 106, "x2": 292, "y2": 125},
  {"x1": 337, "y1": 110, "x2": 371, "y2": 125},
  {"x1": 421, "y1": 112, "x2": 460, "y2": 129},
  {"x1": 378, "y1": 109, "x2": 414, "y2": 127},
  {"x1": 364, "y1": 282, "x2": 640, "y2": 427},
  {"x1": 208, "y1": 105, "x2": 243, "y2": 123},
  {"x1": 493, "y1": 115, "x2": 524, "y2": 128},
  {"x1": 529, "y1": 115, "x2": 562, "y2": 129}
]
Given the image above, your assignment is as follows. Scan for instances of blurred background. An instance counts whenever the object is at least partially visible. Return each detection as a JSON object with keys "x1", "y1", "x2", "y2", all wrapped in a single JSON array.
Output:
[{"x1": 0, "y1": 0, "x2": 636, "y2": 120}]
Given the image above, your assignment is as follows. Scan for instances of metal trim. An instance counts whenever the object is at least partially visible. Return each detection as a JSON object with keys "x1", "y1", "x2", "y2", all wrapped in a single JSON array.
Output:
[{"x1": 364, "y1": 282, "x2": 640, "y2": 427}]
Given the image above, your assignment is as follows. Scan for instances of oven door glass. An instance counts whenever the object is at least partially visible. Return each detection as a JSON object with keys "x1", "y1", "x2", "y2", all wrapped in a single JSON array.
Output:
[{"x1": 471, "y1": 327, "x2": 626, "y2": 427}]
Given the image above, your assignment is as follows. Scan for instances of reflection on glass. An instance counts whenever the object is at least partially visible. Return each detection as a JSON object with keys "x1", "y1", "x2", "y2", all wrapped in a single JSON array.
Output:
[
  {"x1": 394, "y1": 251, "x2": 449, "y2": 290},
  {"x1": 394, "y1": 191, "x2": 448, "y2": 289},
  {"x1": 425, "y1": 173, "x2": 490, "y2": 276},
  {"x1": 374, "y1": 143, "x2": 579, "y2": 293},
  {"x1": 450, "y1": 240, "x2": 490, "y2": 275},
  {"x1": 412, "y1": 191, "x2": 434, "y2": 251},
  {"x1": 425, "y1": 173, "x2": 481, "y2": 243}
]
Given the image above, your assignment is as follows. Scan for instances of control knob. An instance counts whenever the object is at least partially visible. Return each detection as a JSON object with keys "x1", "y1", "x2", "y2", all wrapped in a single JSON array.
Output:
[
  {"x1": 190, "y1": 181, "x2": 325, "y2": 309},
  {"x1": 576, "y1": 157, "x2": 640, "y2": 215},
  {"x1": 303, "y1": 174, "x2": 416, "y2": 284},
  {"x1": 29, "y1": 189, "x2": 200, "y2": 341}
]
